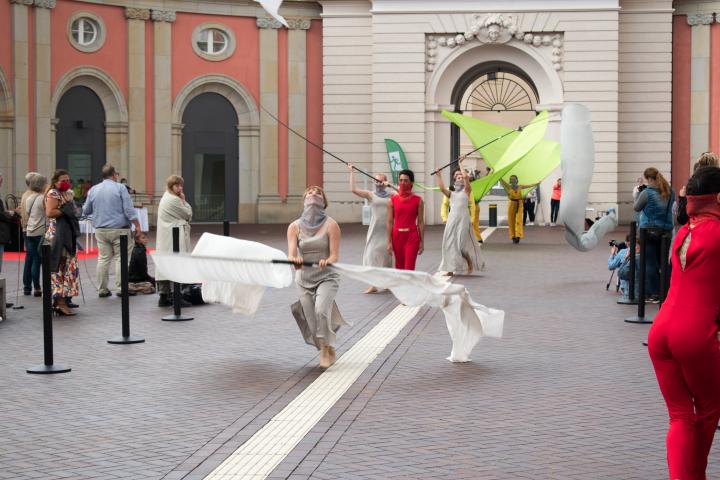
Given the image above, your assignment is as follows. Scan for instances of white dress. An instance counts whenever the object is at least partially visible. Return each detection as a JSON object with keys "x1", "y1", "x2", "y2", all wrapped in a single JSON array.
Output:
[
  {"x1": 439, "y1": 190, "x2": 481, "y2": 273},
  {"x1": 363, "y1": 192, "x2": 393, "y2": 268}
]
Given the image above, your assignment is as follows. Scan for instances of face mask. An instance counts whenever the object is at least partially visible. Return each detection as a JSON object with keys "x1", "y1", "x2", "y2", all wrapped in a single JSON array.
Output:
[
  {"x1": 299, "y1": 195, "x2": 327, "y2": 236},
  {"x1": 58, "y1": 180, "x2": 71, "y2": 192},
  {"x1": 453, "y1": 181, "x2": 464, "y2": 191},
  {"x1": 399, "y1": 183, "x2": 413, "y2": 196}
]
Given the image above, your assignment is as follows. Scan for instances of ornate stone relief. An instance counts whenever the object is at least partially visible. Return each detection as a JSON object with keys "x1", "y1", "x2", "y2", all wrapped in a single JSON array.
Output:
[
  {"x1": 151, "y1": 10, "x2": 176, "y2": 23},
  {"x1": 687, "y1": 13, "x2": 714, "y2": 26},
  {"x1": 9, "y1": 0, "x2": 34, "y2": 6},
  {"x1": 125, "y1": 8, "x2": 150, "y2": 21},
  {"x1": 33, "y1": 0, "x2": 56, "y2": 9},
  {"x1": 426, "y1": 13, "x2": 563, "y2": 72},
  {"x1": 256, "y1": 17, "x2": 311, "y2": 30}
]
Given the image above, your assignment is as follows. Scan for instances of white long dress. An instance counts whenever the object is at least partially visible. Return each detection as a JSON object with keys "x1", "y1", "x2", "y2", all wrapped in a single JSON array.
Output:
[
  {"x1": 362, "y1": 192, "x2": 393, "y2": 267},
  {"x1": 439, "y1": 190, "x2": 481, "y2": 273}
]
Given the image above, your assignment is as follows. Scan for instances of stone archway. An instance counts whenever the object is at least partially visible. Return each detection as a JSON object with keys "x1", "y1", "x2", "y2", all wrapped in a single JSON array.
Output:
[
  {"x1": 425, "y1": 41, "x2": 564, "y2": 224},
  {"x1": 173, "y1": 74, "x2": 260, "y2": 222},
  {"x1": 51, "y1": 67, "x2": 129, "y2": 176}
]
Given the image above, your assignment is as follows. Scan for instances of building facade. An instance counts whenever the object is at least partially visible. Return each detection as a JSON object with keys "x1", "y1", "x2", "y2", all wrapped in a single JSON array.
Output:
[{"x1": 0, "y1": 0, "x2": 718, "y2": 224}]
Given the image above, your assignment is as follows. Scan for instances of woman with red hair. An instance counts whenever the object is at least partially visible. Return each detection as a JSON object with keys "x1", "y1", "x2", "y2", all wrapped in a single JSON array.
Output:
[{"x1": 648, "y1": 166, "x2": 720, "y2": 480}]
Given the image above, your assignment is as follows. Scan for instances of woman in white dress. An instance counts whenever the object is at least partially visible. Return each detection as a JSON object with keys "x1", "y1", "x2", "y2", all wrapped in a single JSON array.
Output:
[
  {"x1": 348, "y1": 164, "x2": 393, "y2": 293},
  {"x1": 435, "y1": 160, "x2": 480, "y2": 276},
  {"x1": 287, "y1": 186, "x2": 349, "y2": 368}
]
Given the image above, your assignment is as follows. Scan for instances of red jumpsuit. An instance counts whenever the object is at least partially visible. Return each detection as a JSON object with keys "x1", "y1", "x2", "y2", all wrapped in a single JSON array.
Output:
[
  {"x1": 390, "y1": 193, "x2": 421, "y2": 270},
  {"x1": 648, "y1": 219, "x2": 720, "y2": 480}
]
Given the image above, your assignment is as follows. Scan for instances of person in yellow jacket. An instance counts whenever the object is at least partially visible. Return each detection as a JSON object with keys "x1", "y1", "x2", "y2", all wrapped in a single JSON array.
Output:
[
  {"x1": 500, "y1": 175, "x2": 538, "y2": 244},
  {"x1": 441, "y1": 189, "x2": 482, "y2": 243}
]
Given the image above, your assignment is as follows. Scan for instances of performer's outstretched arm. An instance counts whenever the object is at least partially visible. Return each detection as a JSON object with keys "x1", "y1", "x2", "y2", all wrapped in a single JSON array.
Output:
[
  {"x1": 434, "y1": 168, "x2": 451, "y2": 198},
  {"x1": 287, "y1": 222, "x2": 303, "y2": 269},
  {"x1": 348, "y1": 164, "x2": 372, "y2": 201}
]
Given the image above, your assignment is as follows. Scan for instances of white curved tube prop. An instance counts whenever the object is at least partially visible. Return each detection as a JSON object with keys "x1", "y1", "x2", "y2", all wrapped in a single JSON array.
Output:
[{"x1": 559, "y1": 103, "x2": 618, "y2": 251}]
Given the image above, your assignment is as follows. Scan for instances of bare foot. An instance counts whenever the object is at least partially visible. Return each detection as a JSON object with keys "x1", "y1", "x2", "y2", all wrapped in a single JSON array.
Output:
[
  {"x1": 364, "y1": 286, "x2": 379, "y2": 294},
  {"x1": 444, "y1": 272, "x2": 454, "y2": 277}
]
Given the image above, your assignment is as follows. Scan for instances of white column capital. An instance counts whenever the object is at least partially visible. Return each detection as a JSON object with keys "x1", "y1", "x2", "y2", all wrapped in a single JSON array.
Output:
[
  {"x1": 33, "y1": 0, "x2": 56, "y2": 9},
  {"x1": 126, "y1": 8, "x2": 150, "y2": 21},
  {"x1": 10, "y1": 0, "x2": 34, "y2": 6},
  {"x1": 151, "y1": 10, "x2": 176, "y2": 23},
  {"x1": 687, "y1": 13, "x2": 714, "y2": 26}
]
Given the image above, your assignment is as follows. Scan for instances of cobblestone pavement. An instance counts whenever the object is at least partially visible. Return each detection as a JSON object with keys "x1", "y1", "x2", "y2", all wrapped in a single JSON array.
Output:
[{"x1": 0, "y1": 223, "x2": 716, "y2": 479}]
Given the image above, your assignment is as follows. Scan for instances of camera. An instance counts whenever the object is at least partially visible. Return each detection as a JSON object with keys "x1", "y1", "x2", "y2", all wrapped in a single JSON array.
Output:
[
  {"x1": 609, "y1": 240, "x2": 627, "y2": 250},
  {"x1": 637, "y1": 184, "x2": 647, "y2": 192}
]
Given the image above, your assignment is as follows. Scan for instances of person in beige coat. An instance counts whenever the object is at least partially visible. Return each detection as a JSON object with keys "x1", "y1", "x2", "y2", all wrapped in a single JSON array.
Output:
[{"x1": 156, "y1": 175, "x2": 193, "y2": 307}]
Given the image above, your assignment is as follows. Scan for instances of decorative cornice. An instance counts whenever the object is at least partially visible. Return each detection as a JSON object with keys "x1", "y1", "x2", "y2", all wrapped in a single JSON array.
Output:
[
  {"x1": 9, "y1": 0, "x2": 34, "y2": 6},
  {"x1": 125, "y1": 7, "x2": 150, "y2": 21},
  {"x1": 428, "y1": 13, "x2": 563, "y2": 72},
  {"x1": 286, "y1": 18, "x2": 311, "y2": 30},
  {"x1": 33, "y1": 0, "x2": 56, "y2": 9},
  {"x1": 151, "y1": 10, "x2": 176, "y2": 23},
  {"x1": 256, "y1": 17, "x2": 283, "y2": 29},
  {"x1": 687, "y1": 13, "x2": 714, "y2": 26}
]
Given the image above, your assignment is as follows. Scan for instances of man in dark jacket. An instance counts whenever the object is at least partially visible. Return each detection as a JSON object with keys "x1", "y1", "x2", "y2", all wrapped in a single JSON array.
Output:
[{"x1": 0, "y1": 174, "x2": 21, "y2": 274}]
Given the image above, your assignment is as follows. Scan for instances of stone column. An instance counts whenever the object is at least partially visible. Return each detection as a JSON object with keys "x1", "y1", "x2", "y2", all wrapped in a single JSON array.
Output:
[
  {"x1": 10, "y1": 0, "x2": 32, "y2": 194},
  {"x1": 126, "y1": 7, "x2": 149, "y2": 195},
  {"x1": 688, "y1": 14, "x2": 713, "y2": 161},
  {"x1": 287, "y1": 19, "x2": 310, "y2": 199},
  {"x1": 151, "y1": 9, "x2": 175, "y2": 195},
  {"x1": 33, "y1": 0, "x2": 54, "y2": 177}
]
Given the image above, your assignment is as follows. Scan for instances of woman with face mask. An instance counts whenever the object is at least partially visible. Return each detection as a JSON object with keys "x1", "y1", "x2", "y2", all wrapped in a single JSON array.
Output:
[
  {"x1": 647, "y1": 166, "x2": 720, "y2": 480},
  {"x1": 500, "y1": 175, "x2": 537, "y2": 244},
  {"x1": 44, "y1": 170, "x2": 80, "y2": 316},
  {"x1": 287, "y1": 186, "x2": 348, "y2": 369},
  {"x1": 348, "y1": 165, "x2": 393, "y2": 293},
  {"x1": 386, "y1": 169, "x2": 424, "y2": 270},
  {"x1": 435, "y1": 161, "x2": 482, "y2": 275}
]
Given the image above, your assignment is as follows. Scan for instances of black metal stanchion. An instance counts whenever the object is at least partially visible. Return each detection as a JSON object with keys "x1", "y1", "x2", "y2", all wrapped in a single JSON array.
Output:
[
  {"x1": 625, "y1": 227, "x2": 653, "y2": 324},
  {"x1": 659, "y1": 232, "x2": 671, "y2": 306},
  {"x1": 108, "y1": 235, "x2": 145, "y2": 344},
  {"x1": 488, "y1": 204, "x2": 497, "y2": 227},
  {"x1": 162, "y1": 227, "x2": 193, "y2": 322},
  {"x1": 27, "y1": 245, "x2": 71, "y2": 374},
  {"x1": 618, "y1": 221, "x2": 638, "y2": 305},
  {"x1": 223, "y1": 220, "x2": 230, "y2": 237}
]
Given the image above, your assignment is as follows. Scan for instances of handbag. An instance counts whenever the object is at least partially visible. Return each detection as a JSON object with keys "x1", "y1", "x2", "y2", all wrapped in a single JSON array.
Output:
[{"x1": 645, "y1": 191, "x2": 674, "y2": 241}]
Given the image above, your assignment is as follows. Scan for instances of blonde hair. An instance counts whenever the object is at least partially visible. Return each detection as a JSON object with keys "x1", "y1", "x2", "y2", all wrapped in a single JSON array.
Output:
[
  {"x1": 694, "y1": 152, "x2": 719, "y2": 172},
  {"x1": 303, "y1": 185, "x2": 328, "y2": 208},
  {"x1": 166, "y1": 175, "x2": 184, "y2": 192},
  {"x1": 643, "y1": 167, "x2": 671, "y2": 200}
]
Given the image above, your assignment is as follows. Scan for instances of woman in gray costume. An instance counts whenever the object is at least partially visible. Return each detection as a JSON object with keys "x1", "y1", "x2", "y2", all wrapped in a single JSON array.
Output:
[
  {"x1": 348, "y1": 164, "x2": 393, "y2": 293},
  {"x1": 287, "y1": 186, "x2": 349, "y2": 368}
]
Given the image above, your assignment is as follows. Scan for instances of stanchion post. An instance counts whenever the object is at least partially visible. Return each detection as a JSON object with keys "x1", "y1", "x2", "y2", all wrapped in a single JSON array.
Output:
[
  {"x1": 659, "y1": 232, "x2": 671, "y2": 306},
  {"x1": 617, "y1": 221, "x2": 638, "y2": 305},
  {"x1": 27, "y1": 245, "x2": 71, "y2": 374},
  {"x1": 489, "y1": 204, "x2": 497, "y2": 227},
  {"x1": 108, "y1": 235, "x2": 145, "y2": 344},
  {"x1": 162, "y1": 227, "x2": 193, "y2": 322},
  {"x1": 625, "y1": 227, "x2": 653, "y2": 324},
  {"x1": 223, "y1": 220, "x2": 230, "y2": 237}
]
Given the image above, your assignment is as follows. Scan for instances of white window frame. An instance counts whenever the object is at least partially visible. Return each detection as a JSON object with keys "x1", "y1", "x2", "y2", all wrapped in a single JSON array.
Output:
[
  {"x1": 67, "y1": 12, "x2": 106, "y2": 53},
  {"x1": 192, "y1": 23, "x2": 236, "y2": 62}
]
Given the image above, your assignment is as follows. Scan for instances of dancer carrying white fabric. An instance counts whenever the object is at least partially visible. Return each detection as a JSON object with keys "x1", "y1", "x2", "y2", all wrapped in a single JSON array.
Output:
[
  {"x1": 435, "y1": 159, "x2": 483, "y2": 275},
  {"x1": 348, "y1": 164, "x2": 393, "y2": 293},
  {"x1": 287, "y1": 186, "x2": 350, "y2": 368}
]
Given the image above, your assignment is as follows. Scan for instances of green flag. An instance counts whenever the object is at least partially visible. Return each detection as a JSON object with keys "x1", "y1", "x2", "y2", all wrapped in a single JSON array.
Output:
[{"x1": 384, "y1": 139, "x2": 408, "y2": 185}]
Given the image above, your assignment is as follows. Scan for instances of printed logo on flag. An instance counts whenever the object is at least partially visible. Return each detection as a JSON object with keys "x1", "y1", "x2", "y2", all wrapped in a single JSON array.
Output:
[{"x1": 388, "y1": 151, "x2": 402, "y2": 172}]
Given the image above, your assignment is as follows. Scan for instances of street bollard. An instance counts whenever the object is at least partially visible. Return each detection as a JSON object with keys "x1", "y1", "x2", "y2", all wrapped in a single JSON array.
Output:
[
  {"x1": 625, "y1": 227, "x2": 653, "y2": 324},
  {"x1": 162, "y1": 226, "x2": 193, "y2": 322},
  {"x1": 27, "y1": 245, "x2": 71, "y2": 374},
  {"x1": 488, "y1": 204, "x2": 497, "y2": 227},
  {"x1": 617, "y1": 221, "x2": 638, "y2": 305},
  {"x1": 108, "y1": 235, "x2": 145, "y2": 344}
]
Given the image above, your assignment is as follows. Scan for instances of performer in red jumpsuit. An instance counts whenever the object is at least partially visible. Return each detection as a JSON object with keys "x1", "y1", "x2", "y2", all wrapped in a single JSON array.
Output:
[
  {"x1": 648, "y1": 166, "x2": 720, "y2": 480},
  {"x1": 386, "y1": 169, "x2": 424, "y2": 270}
]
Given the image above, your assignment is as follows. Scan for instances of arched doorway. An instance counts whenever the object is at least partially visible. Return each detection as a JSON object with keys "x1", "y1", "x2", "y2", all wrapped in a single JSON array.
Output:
[
  {"x1": 55, "y1": 86, "x2": 106, "y2": 184},
  {"x1": 450, "y1": 61, "x2": 539, "y2": 176},
  {"x1": 181, "y1": 92, "x2": 239, "y2": 222}
]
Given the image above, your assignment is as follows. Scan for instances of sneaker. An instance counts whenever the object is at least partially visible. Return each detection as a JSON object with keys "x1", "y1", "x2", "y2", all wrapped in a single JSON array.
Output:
[
  {"x1": 98, "y1": 291, "x2": 112, "y2": 298},
  {"x1": 550, "y1": 222, "x2": 556, "y2": 227},
  {"x1": 33, "y1": 289, "x2": 42, "y2": 297},
  {"x1": 116, "y1": 291, "x2": 137, "y2": 297},
  {"x1": 23, "y1": 289, "x2": 32, "y2": 296},
  {"x1": 527, "y1": 222, "x2": 534, "y2": 226}
]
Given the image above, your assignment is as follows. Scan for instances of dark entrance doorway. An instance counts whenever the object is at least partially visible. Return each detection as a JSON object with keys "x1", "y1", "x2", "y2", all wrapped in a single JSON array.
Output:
[
  {"x1": 182, "y1": 92, "x2": 239, "y2": 222},
  {"x1": 55, "y1": 86, "x2": 106, "y2": 184}
]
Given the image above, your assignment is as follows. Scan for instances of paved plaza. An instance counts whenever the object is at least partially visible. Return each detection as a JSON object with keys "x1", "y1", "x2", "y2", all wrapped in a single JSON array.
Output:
[{"x1": 0, "y1": 223, "x2": 716, "y2": 479}]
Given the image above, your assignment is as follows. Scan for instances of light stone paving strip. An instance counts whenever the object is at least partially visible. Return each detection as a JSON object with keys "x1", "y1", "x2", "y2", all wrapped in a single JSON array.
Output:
[{"x1": 204, "y1": 304, "x2": 422, "y2": 479}]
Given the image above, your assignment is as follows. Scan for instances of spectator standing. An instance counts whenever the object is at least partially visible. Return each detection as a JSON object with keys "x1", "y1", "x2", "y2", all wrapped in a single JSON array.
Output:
[
  {"x1": 82, "y1": 165, "x2": 141, "y2": 298},
  {"x1": 523, "y1": 187, "x2": 537, "y2": 226},
  {"x1": 677, "y1": 152, "x2": 718, "y2": 226},
  {"x1": 21, "y1": 173, "x2": 47, "y2": 296},
  {"x1": 0, "y1": 173, "x2": 21, "y2": 274},
  {"x1": 633, "y1": 167, "x2": 674, "y2": 302},
  {"x1": 550, "y1": 178, "x2": 562, "y2": 226},
  {"x1": 156, "y1": 175, "x2": 193, "y2": 307}
]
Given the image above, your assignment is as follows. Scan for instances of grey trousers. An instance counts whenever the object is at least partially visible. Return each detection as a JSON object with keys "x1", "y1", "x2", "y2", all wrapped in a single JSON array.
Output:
[
  {"x1": 292, "y1": 280, "x2": 341, "y2": 349},
  {"x1": 94, "y1": 228, "x2": 134, "y2": 292}
]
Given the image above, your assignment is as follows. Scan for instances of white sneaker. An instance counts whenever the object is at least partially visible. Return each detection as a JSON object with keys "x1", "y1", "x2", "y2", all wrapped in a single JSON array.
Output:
[
  {"x1": 550, "y1": 222, "x2": 556, "y2": 227},
  {"x1": 527, "y1": 222, "x2": 534, "y2": 226}
]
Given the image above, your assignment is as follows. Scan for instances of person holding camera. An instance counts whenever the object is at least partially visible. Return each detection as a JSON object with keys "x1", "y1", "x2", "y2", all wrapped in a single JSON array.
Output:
[
  {"x1": 633, "y1": 167, "x2": 674, "y2": 302},
  {"x1": 607, "y1": 236, "x2": 633, "y2": 298}
]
